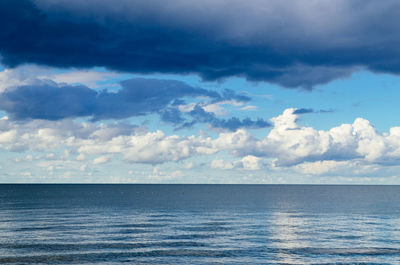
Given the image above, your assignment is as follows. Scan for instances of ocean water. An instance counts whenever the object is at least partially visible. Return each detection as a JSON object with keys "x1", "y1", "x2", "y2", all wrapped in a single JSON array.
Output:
[{"x1": 1, "y1": 185, "x2": 400, "y2": 264}]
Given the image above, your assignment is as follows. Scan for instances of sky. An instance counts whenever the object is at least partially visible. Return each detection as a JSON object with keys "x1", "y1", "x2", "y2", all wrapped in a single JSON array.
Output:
[{"x1": 1, "y1": 0, "x2": 400, "y2": 184}]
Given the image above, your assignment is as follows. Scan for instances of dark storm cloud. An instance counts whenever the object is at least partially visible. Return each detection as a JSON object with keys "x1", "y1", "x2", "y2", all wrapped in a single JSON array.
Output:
[
  {"x1": 2, "y1": 0, "x2": 400, "y2": 88},
  {"x1": 0, "y1": 78, "x2": 257, "y2": 130}
]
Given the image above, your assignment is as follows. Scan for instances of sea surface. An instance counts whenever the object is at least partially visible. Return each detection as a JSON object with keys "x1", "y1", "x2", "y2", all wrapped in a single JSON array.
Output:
[{"x1": 1, "y1": 184, "x2": 400, "y2": 264}]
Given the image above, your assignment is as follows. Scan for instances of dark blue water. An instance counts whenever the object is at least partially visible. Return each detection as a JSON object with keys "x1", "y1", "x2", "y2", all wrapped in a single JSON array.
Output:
[{"x1": 1, "y1": 185, "x2": 400, "y2": 264}]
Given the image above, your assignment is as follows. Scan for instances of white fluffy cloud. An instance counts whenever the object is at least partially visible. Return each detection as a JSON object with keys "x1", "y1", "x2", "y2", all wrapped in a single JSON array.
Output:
[
  {"x1": 241, "y1": 155, "x2": 261, "y2": 170},
  {"x1": 253, "y1": 108, "x2": 398, "y2": 166},
  {"x1": 92, "y1": 155, "x2": 113, "y2": 165},
  {"x1": 211, "y1": 155, "x2": 261, "y2": 170},
  {"x1": 1, "y1": 108, "x2": 400, "y2": 175},
  {"x1": 211, "y1": 159, "x2": 235, "y2": 170},
  {"x1": 0, "y1": 65, "x2": 120, "y2": 92},
  {"x1": 76, "y1": 130, "x2": 215, "y2": 164},
  {"x1": 0, "y1": 117, "x2": 216, "y2": 164},
  {"x1": 0, "y1": 67, "x2": 41, "y2": 92},
  {"x1": 46, "y1": 70, "x2": 118, "y2": 88}
]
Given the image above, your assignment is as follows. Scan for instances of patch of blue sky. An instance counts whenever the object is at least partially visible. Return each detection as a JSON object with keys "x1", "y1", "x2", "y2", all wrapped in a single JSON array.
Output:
[{"x1": 211, "y1": 70, "x2": 400, "y2": 132}]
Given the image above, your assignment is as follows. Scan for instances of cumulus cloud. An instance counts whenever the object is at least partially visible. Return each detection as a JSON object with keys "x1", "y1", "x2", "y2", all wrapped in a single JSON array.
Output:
[
  {"x1": 241, "y1": 155, "x2": 261, "y2": 170},
  {"x1": 1, "y1": 0, "x2": 400, "y2": 88},
  {"x1": 249, "y1": 109, "x2": 400, "y2": 166},
  {"x1": 293, "y1": 160, "x2": 351, "y2": 175},
  {"x1": 92, "y1": 155, "x2": 112, "y2": 165},
  {"x1": 203, "y1": 108, "x2": 400, "y2": 169},
  {"x1": 75, "y1": 130, "x2": 213, "y2": 164},
  {"x1": 211, "y1": 159, "x2": 235, "y2": 170},
  {"x1": 1, "y1": 108, "x2": 400, "y2": 172},
  {"x1": 211, "y1": 155, "x2": 261, "y2": 170},
  {"x1": 0, "y1": 117, "x2": 216, "y2": 164}
]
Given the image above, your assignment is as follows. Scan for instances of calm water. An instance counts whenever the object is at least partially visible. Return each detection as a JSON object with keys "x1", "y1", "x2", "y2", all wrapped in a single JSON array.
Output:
[{"x1": 1, "y1": 185, "x2": 400, "y2": 264}]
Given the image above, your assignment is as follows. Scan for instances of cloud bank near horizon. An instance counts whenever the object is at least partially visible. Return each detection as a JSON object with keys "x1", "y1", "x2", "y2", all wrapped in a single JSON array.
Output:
[
  {"x1": 1, "y1": 108, "x2": 400, "y2": 175},
  {"x1": 1, "y1": 0, "x2": 400, "y2": 88}
]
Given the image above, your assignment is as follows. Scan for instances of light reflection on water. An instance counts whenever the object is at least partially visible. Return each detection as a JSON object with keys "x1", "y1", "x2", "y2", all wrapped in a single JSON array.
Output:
[{"x1": 0, "y1": 184, "x2": 400, "y2": 264}]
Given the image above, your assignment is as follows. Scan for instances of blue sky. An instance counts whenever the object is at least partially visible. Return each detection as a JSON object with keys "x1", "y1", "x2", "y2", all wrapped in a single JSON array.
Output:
[{"x1": 1, "y1": 0, "x2": 400, "y2": 183}]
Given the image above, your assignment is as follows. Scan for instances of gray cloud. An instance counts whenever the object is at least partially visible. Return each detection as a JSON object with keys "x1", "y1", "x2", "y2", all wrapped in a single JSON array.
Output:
[
  {"x1": 0, "y1": 78, "x2": 224, "y2": 120},
  {"x1": 0, "y1": 78, "x2": 267, "y2": 130},
  {"x1": 293, "y1": 108, "x2": 336, "y2": 114},
  {"x1": 293, "y1": 108, "x2": 314, "y2": 115},
  {"x1": 181, "y1": 105, "x2": 270, "y2": 131},
  {"x1": 1, "y1": 0, "x2": 400, "y2": 88}
]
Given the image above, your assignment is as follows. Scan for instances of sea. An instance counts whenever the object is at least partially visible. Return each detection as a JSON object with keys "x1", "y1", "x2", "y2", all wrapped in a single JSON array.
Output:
[{"x1": 1, "y1": 184, "x2": 400, "y2": 264}]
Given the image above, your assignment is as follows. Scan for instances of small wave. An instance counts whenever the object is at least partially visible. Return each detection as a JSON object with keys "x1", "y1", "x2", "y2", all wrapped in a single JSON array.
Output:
[
  {"x1": 157, "y1": 241, "x2": 209, "y2": 248},
  {"x1": 113, "y1": 228, "x2": 155, "y2": 234},
  {"x1": 330, "y1": 235, "x2": 363, "y2": 240},
  {"x1": 146, "y1": 218, "x2": 176, "y2": 223},
  {"x1": 112, "y1": 223, "x2": 165, "y2": 228},
  {"x1": 0, "y1": 241, "x2": 209, "y2": 252},
  {"x1": 0, "y1": 249, "x2": 241, "y2": 263},
  {"x1": 165, "y1": 234, "x2": 216, "y2": 240},
  {"x1": 176, "y1": 225, "x2": 230, "y2": 232},
  {"x1": 0, "y1": 242, "x2": 148, "y2": 251},
  {"x1": 14, "y1": 225, "x2": 66, "y2": 232},
  {"x1": 147, "y1": 214, "x2": 177, "y2": 218},
  {"x1": 200, "y1": 221, "x2": 231, "y2": 226},
  {"x1": 287, "y1": 247, "x2": 400, "y2": 256},
  {"x1": 309, "y1": 263, "x2": 390, "y2": 265}
]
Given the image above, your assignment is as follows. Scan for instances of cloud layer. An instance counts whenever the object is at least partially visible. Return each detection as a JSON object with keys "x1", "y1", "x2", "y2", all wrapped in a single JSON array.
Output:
[
  {"x1": 0, "y1": 77, "x2": 270, "y2": 130},
  {"x1": 2, "y1": 109, "x2": 400, "y2": 172},
  {"x1": 1, "y1": 0, "x2": 400, "y2": 88}
]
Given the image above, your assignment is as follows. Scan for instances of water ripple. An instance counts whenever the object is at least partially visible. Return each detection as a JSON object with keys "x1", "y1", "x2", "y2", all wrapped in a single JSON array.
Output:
[{"x1": 1, "y1": 184, "x2": 400, "y2": 264}]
